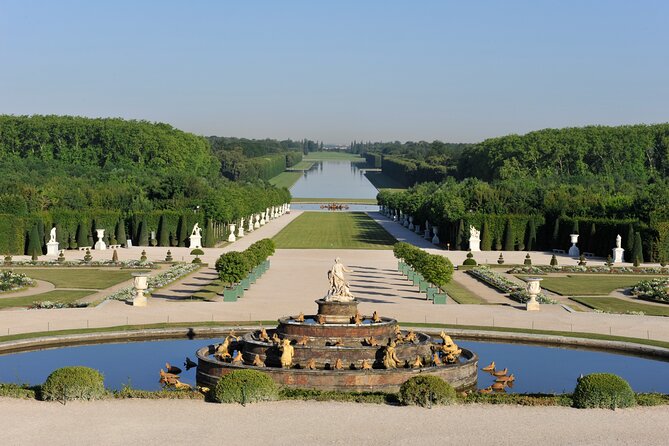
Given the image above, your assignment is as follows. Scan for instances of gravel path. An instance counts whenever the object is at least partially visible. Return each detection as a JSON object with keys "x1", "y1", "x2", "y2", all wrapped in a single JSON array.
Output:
[{"x1": 1, "y1": 398, "x2": 667, "y2": 446}]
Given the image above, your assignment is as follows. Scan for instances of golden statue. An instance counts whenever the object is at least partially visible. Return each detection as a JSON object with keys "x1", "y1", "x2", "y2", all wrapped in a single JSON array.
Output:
[
  {"x1": 159, "y1": 369, "x2": 191, "y2": 390},
  {"x1": 334, "y1": 358, "x2": 344, "y2": 370},
  {"x1": 438, "y1": 330, "x2": 462, "y2": 363},
  {"x1": 351, "y1": 311, "x2": 362, "y2": 325},
  {"x1": 280, "y1": 338, "x2": 294, "y2": 368},
  {"x1": 231, "y1": 350, "x2": 244, "y2": 364},
  {"x1": 305, "y1": 358, "x2": 317, "y2": 370},
  {"x1": 295, "y1": 312, "x2": 305, "y2": 322},
  {"x1": 432, "y1": 352, "x2": 442, "y2": 366},
  {"x1": 317, "y1": 314, "x2": 326, "y2": 325},
  {"x1": 382, "y1": 340, "x2": 400, "y2": 369},
  {"x1": 296, "y1": 336, "x2": 309, "y2": 346},
  {"x1": 361, "y1": 359, "x2": 372, "y2": 370},
  {"x1": 481, "y1": 361, "x2": 495, "y2": 372},
  {"x1": 215, "y1": 337, "x2": 232, "y2": 360},
  {"x1": 411, "y1": 355, "x2": 423, "y2": 368},
  {"x1": 492, "y1": 381, "x2": 506, "y2": 392},
  {"x1": 228, "y1": 330, "x2": 240, "y2": 341},
  {"x1": 259, "y1": 327, "x2": 270, "y2": 342},
  {"x1": 271, "y1": 333, "x2": 281, "y2": 345},
  {"x1": 403, "y1": 329, "x2": 417, "y2": 343},
  {"x1": 372, "y1": 311, "x2": 381, "y2": 323},
  {"x1": 364, "y1": 336, "x2": 379, "y2": 346},
  {"x1": 492, "y1": 368, "x2": 508, "y2": 377},
  {"x1": 252, "y1": 354, "x2": 265, "y2": 367}
]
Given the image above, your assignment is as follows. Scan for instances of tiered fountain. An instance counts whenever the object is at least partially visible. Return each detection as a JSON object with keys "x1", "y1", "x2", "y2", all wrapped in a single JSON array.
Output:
[{"x1": 196, "y1": 259, "x2": 478, "y2": 392}]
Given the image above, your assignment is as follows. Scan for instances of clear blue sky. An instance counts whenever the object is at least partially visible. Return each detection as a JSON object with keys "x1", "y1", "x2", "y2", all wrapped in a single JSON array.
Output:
[{"x1": 1, "y1": 0, "x2": 667, "y2": 144}]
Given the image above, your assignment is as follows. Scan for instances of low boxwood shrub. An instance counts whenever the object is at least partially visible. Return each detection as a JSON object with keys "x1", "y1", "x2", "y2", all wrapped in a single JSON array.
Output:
[
  {"x1": 214, "y1": 369, "x2": 278, "y2": 404},
  {"x1": 399, "y1": 375, "x2": 456, "y2": 407},
  {"x1": 572, "y1": 373, "x2": 635, "y2": 409},
  {"x1": 41, "y1": 366, "x2": 105, "y2": 401},
  {"x1": 463, "y1": 252, "x2": 477, "y2": 266}
]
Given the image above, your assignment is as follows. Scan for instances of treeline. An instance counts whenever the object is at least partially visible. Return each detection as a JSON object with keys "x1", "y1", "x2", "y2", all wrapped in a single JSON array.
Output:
[
  {"x1": 378, "y1": 182, "x2": 665, "y2": 262},
  {"x1": 0, "y1": 115, "x2": 291, "y2": 254}
]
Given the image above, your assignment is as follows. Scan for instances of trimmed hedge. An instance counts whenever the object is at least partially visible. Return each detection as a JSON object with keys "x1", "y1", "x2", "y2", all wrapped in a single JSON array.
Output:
[
  {"x1": 393, "y1": 242, "x2": 453, "y2": 287},
  {"x1": 214, "y1": 369, "x2": 279, "y2": 404},
  {"x1": 399, "y1": 375, "x2": 456, "y2": 407},
  {"x1": 572, "y1": 373, "x2": 636, "y2": 409},
  {"x1": 41, "y1": 366, "x2": 106, "y2": 401}
]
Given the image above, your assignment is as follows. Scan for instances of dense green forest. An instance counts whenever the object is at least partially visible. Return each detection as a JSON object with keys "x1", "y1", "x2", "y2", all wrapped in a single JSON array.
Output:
[
  {"x1": 375, "y1": 124, "x2": 669, "y2": 262},
  {"x1": 0, "y1": 115, "x2": 290, "y2": 254},
  {"x1": 209, "y1": 136, "x2": 324, "y2": 181}
]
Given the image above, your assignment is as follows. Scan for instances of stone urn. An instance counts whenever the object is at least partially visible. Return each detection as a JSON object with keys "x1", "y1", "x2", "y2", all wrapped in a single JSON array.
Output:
[
  {"x1": 94, "y1": 229, "x2": 107, "y2": 251},
  {"x1": 228, "y1": 224, "x2": 237, "y2": 242},
  {"x1": 568, "y1": 234, "x2": 580, "y2": 257},
  {"x1": 132, "y1": 272, "x2": 150, "y2": 307},
  {"x1": 525, "y1": 277, "x2": 542, "y2": 311},
  {"x1": 432, "y1": 227, "x2": 440, "y2": 245}
]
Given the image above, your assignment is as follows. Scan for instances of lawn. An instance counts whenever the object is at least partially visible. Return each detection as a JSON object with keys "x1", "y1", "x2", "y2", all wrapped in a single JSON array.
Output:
[
  {"x1": 442, "y1": 280, "x2": 486, "y2": 304},
  {"x1": 191, "y1": 280, "x2": 226, "y2": 301},
  {"x1": 272, "y1": 212, "x2": 396, "y2": 249},
  {"x1": 286, "y1": 160, "x2": 315, "y2": 170},
  {"x1": 0, "y1": 290, "x2": 94, "y2": 309},
  {"x1": 269, "y1": 171, "x2": 302, "y2": 189},
  {"x1": 11, "y1": 269, "x2": 146, "y2": 289},
  {"x1": 569, "y1": 296, "x2": 669, "y2": 317},
  {"x1": 364, "y1": 171, "x2": 407, "y2": 190},
  {"x1": 304, "y1": 151, "x2": 365, "y2": 161},
  {"x1": 516, "y1": 274, "x2": 662, "y2": 296},
  {"x1": 290, "y1": 197, "x2": 378, "y2": 204}
]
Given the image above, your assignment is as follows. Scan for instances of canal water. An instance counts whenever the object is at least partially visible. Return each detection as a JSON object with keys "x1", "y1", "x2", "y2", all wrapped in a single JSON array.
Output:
[
  {"x1": 290, "y1": 161, "x2": 379, "y2": 200},
  {"x1": 0, "y1": 337, "x2": 666, "y2": 393}
]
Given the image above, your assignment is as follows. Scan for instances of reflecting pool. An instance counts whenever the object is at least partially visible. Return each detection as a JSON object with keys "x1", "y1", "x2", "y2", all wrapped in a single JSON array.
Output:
[
  {"x1": 0, "y1": 337, "x2": 666, "y2": 393},
  {"x1": 290, "y1": 161, "x2": 379, "y2": 199}
]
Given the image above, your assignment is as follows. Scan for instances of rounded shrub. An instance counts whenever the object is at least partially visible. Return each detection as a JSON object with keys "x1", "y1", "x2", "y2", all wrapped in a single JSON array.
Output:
[
  {"x1": 399, "y1": 375, "x2": 456, "y2": 407},
  {"x1": 41, "y1": 366, "x2": 105, "y2": 401},
  {"x1": 462, "y1": 252, "x2": 477, "y2": 266},
  {"x1": 214, "y1": 369, "x2": 278, "y2": 404},
  {"x1": 572, "y1": 373, "x2": 636, "y2": 409}
]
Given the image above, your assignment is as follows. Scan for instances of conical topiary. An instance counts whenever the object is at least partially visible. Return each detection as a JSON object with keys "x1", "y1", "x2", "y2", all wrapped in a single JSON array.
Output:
[
  {"x1": 112, "y1": 249, "x2": 118, "y2": 263},
  {"x1": 632, "y1": 231, "x2": 644, "y2": 266},
  {"x1": 524, "y1": 253, "x2": 532, "y2": 266},
  {"x1": 204, "y1": 218, "x2": 215, "y2": 248},
  {"x1": 177, "y1": 216, "x2": 188, "y2": 248},
  {"x1": 57, "y1": 250, "x2": 65, "y2": 263},
  {"x1": 525, "y1": 219, "x2": 536, "y2": 251},
  {"x1": 116, "y1": 220, "x2": 127, "y2": 248},
  {"x1": 578, "y1": 254, "x2": 586, "y2": 266},
  {"x1": 27, "y1": 224, "x2": 41, "y2": 258},
  {"x1": 137, "y1": 220, "x2": 149, "y2": 246},
  {"x1": 481, "y1": 219, "x2": 492, "y2": 251},
  {"x1": 165, "y1": 250, "x2": 173, "y2": 262},
  {"x1": 550, "y1": 254, "x2": 558, "y2": 267},
  {"x1": 503, "y1": 219, "x2": 514, "y2": 251},
  {"x1": 157, "y1": 215, "x2": 170, "y2": 247},
  {"x1": 626, "y1": 224, "x2": 635, "y2": 262},
  {"x1": 497, "y1": 253, "x2": 504, "y2": 265},
  {"x1": 84, "y1": 248, "x2": 92, "y2": 262}
]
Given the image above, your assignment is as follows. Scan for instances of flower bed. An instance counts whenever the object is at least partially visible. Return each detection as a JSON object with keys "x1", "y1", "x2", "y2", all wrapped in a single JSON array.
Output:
[
  {"x1": 468, "y1": 266, "x2": 556, "y2": 304},
  {"x1": 508, "y1": 265, "x2": 669, "y2": 275},
  {"x1": 631, "y1": 278, "x2": 669, "y2": 303},
  {"x1": 29, "y1": 301, "x2": 89, "y2": 309},
  {"x1": 4, "y1": 259, "x2": 156, "y2": 269},
  {"x1": 106, "y1": 263, "x2": 200, "y2": 302},
  {"x1": 0, "y1": 270, "x2": 35, "y2": 292}
]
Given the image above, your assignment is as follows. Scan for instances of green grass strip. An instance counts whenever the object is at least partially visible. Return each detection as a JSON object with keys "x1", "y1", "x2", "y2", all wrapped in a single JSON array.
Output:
[
  {"x1": 0, "y1": 290, "x2": 94, "y2": 309},
  {"x1": 269, "y1": 171, "x2": 303, "y2": 189},
  {"x1": 11, "y1": 268, "x2": 147, "y2": 289},
  {"x1": 273, "y1": 212, "x2": 395, "y2": 249},
  {"x1": 442, "y1": 281, "x2": 487, "y2": 304},
  {"x1": 303, "y1": 151, "x2": 365, "y2": 161},
  {"x1": 570, "y1": 296, "x2": 669, "y2": 317},
  {"x1": 289, "y1": 197, "x2": 378, "y2": 204}
]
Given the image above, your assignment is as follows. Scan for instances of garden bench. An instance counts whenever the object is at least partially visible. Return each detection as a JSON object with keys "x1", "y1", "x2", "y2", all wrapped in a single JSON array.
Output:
[{"x1": 552, "y1": 249, "x2": 565, "y2": 254}]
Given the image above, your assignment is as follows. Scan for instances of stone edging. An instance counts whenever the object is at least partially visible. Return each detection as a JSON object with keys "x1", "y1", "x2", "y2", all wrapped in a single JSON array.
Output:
[{"x1": 0, "y1": 325, "x2": 667, "y2": 360}]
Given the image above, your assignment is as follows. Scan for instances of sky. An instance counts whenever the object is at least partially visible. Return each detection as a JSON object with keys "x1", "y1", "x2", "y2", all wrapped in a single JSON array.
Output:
[{"x1": 1, "y1": 0, "x2": 668, "y2": 144}]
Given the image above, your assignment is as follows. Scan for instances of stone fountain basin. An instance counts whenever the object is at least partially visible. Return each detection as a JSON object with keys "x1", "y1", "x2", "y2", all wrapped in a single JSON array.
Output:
[
  {"x1": 277, "y1": 316, "x2": 398, "y2": 340},
  {"x1": 196, "y1": 345, "x2": 478, "y2": 393},
  {"x1": 241, "y1": 331, "x2": 433, "y2": 368}
]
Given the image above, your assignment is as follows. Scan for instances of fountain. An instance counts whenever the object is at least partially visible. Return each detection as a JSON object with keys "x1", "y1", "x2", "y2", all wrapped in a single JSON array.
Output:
[{"x1": 196, "y1": 260, "x2": 478, "y2": 392}]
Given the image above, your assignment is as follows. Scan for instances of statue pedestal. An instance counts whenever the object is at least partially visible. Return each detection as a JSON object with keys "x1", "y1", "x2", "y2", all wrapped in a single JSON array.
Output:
[
  {"x1": 568, "y1": 245, "x2": 580, "y2": 257},
  {"x1": 190, "y1": 235, "x2": 202, "y2": 249},
  {"x1": 613, "y1": 247, "x2": 624, "y2": 264},
  {"x1": 133, "y1": 294, "x2": 148, "y2": 307},
  {"x1": 469, "y1": 237, "x2": 481, "y2": 252},
  {"x1": 526, "y1": 296, "x2": 540, "y2": 311},
  {"x1": 46, "y1": 241, "x2": 59, "y2": 256},
  {"x1": 94, "y1": 240, "x2": 107, "y2": 251},
  {"x1": 316, "y1": 299, "x2": 358, "y2": 324}
]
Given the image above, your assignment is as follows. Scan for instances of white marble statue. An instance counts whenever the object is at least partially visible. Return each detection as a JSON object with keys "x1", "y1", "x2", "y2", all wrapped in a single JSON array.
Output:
[
  {"x1": 326, "y1": 257, "x2": 354, "y2": 302},
  {"x1": 46, "y1": 226, "x2": 59, "y2": 255},
  {"x1": 189, "y1": 223, "x2": 203, "y2": 248},
  {"x1": 613, "y1": 234, "x2": 624, "y2": 263},
  {"x1": 191, "y1": 223, "x2": 202, "y2": 237},
  {"x1": 469, "y1": 225, "x2": 481, "y2": 252},
  {"x1": 49, "y1": 227, "x2": 57, "y2": 243}
]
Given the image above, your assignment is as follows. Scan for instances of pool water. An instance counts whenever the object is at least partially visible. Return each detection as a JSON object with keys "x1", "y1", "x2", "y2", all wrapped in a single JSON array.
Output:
[{"x1": 0, "y1": 337, "x2": 666, "y2": 393}]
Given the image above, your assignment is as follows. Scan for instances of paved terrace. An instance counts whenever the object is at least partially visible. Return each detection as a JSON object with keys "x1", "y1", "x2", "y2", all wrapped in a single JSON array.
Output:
[{"x1": 1, "y1": 211, "x2": 668, "y2": 343}]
